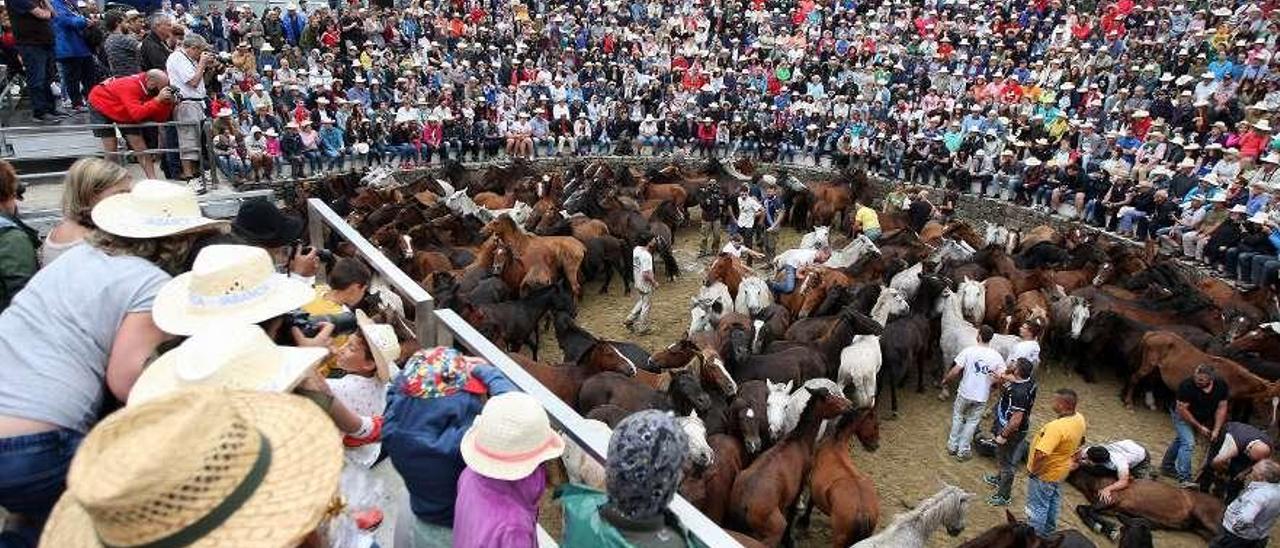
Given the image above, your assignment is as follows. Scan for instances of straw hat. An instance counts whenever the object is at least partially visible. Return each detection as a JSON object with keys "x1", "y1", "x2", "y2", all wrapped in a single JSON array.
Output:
[
  {"x1": 1178, "y1": 158, "x2": 1197, "y2": 168},
  {"x1": 129, "y1": 323, "x2": 326, "y2": 406},
  {"x1": 153, "y1": 245, "x2": 315, "y2": 336},
  {"x1": 356, "y1": 311, "x2": 400, "y2": 381},
  {"x1": 40, "y1": 389, "x2": 341, "y2": 548},
  {"x1": 1024, "y1": 157, "x2": 1042, "y2": 167},
  {"x1": 460, "y1": 392, "x2": 564, "y2": 480},
  {"x1": 1254, "y1": 120, "x2": 1273, "y2": 132},
  {"x1": 1251, "y1": 212, "x2": 1272, "y2": 224},
  {"x1": 91, "y1": 180, "x2": 226, "y2": 239}
]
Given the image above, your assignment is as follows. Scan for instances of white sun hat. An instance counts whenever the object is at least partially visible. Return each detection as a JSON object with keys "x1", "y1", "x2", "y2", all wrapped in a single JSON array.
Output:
[
  {"x1": 152, "y1": 245, "x2": 315, "y2": 336},
  {"x1": 128, "y1": 323, "x2": 327, "y2": 406},
  {"x1": 356, "y1": 310, "x2": 400, "y2": 381},
  {"x1": 90, "y1": 179, "x2": 227, "y2": 239},
  {"x1": 460, "y1": 392, "x2": 565, "y2": 480}
]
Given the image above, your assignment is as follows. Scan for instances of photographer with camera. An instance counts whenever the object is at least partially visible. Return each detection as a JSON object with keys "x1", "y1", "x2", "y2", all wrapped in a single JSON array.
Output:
[
  {"x1": 230, "y1": 198, "x2": 330, "y2": 280},
  {"x1": 87, "y1": 69, "x2": 176, "y2": 179},
  {"x1": 165, "y1": 34, "x2": 214, "y2": 181}
]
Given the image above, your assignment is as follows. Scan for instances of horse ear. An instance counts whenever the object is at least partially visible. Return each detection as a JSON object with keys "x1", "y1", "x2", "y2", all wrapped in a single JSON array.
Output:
[{"x1": 784, "y1": 380, "x2": 794, "y2": 393}]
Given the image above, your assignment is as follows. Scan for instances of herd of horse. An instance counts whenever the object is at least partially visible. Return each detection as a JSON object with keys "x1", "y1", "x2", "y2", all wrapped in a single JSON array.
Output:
[{"x1": 291, "y1": 158, "x2": 1280, "y2": 547}]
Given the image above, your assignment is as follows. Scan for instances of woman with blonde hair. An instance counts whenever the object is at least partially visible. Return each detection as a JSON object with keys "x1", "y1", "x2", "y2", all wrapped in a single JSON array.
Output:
[
  {"x1": 41, "y1": 158, "x2": 131, "y2": 266},
  {"x1": 0, "y1": 179, "x2": 225, "y2": 545}
]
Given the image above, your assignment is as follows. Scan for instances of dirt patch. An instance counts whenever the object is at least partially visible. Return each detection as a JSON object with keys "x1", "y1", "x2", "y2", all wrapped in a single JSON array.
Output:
[{"x1": 535, "y1": 224, "x2": 1213, "y2": 547}]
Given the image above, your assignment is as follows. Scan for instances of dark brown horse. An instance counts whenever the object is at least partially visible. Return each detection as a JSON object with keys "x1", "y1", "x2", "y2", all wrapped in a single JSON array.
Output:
[
  {"x1": 796, "y1": 408, "x2": 881, "y2": 547},
  {"x1": 680, "y1": 433, "x2": 746, "y2": 525},
  {"x1": 1067, "y1": 467, "x2": 1223, "y2": 540},
  {"x1": 506, "y1": 352, "x2": 633, "y2": 407},
  {"x1": 1129, "y1": 331, "x2": 1279, "y2": 423},
  {"x1": 728, "y1": 386, "x2": 853, "y2": 547}
]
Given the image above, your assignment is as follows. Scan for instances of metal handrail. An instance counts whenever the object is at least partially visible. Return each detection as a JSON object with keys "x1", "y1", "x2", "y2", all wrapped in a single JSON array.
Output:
[
  {"x1": 434, "y1": 309, "x2": 744, "y2": 548},
  {"x1": 305, "y1": 198, "x2": 438, "y2": 344}
]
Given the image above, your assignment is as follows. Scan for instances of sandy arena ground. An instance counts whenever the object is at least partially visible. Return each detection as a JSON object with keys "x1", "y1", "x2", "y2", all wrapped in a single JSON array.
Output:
[{"x1": 533, "y1": 223, "x2": 1215, "y2": 548}]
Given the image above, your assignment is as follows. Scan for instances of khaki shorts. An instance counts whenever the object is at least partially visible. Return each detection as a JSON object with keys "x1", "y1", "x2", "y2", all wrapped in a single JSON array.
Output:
[{"x1": 174, "y1": 101, "x2": 205, "y2": 161}]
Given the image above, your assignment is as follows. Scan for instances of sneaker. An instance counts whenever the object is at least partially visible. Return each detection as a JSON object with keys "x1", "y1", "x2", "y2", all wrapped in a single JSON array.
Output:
[
  {"x1": 32, "y1": 113, "x2": 62, "y2": 124},
  {"x1": 343, "y1": 415, "x2": 383, "y2": 448},
  {"x1": 986, "y1": 494, "x2": 1011, "y2": 506},
  {"x1": 982, "y1": 474, "x2": 999, "y2": 488},
  {"x1": 47, "y1": 110, "x2": 71, "y2": 119},
  {"x1": 954, "y1": 452, "x2": 972, "y2": 463},
  {"x1": 947, "y1": 447, "x2": 957, "y2": 457}
]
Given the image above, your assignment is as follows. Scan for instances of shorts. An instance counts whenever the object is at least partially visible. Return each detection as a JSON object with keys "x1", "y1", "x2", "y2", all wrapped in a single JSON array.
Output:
[
  {"x1": 90, "y1": 108, "x2": 146, "y2": 139},
  {"x1": 174, "y1": 101, "x2": 206, "y2": 161}
]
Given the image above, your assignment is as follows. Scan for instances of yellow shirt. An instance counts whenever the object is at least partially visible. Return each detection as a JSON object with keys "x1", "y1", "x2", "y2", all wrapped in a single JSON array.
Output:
[
  {"x1": 1027, "y1": 412, "x2": 1087, "y2": 482},
  {"x1": 302, "y1": 285, "x2": 346, "y2": 377},
  {"x1": 855, "y1": 205, "x2": 880, "y2": 231}
]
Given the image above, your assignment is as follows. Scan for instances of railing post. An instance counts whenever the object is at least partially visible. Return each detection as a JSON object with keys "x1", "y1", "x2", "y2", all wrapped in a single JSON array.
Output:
[{"x1": 306, "y1": 199, "x2": 328, "y2": 285}]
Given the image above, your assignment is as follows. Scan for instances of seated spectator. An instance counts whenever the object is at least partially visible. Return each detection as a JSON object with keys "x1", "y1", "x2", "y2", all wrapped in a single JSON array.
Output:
[
  {"x1": 87, "y1": 69, "x2": 175, "y2": 178},
  {"x1": 453, "y1": 392, "x2": 565, "y2": 548},
  {"x1": 41, "y1": 158, "x2": 132, "y2": 266},
  {"x1": 0, "y1": 160, "x2": 37, "y2": 311},
  {"x1": 382, "y1": 346, "x2": 517, "y2": 545},
  {"x1": 557, "y1": 410, "x2": 694, "y2": 547},
  {"x1": 0, "y1": 180, "x2": 225, "y2": 544}
]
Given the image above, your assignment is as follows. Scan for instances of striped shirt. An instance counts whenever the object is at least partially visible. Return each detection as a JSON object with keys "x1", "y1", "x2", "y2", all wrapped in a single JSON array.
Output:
[{"x1": 103, "y1": 33, "x2": 140, "y2": 77}]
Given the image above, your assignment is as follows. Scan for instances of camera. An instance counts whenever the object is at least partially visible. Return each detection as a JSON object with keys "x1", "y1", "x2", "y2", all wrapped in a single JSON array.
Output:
[
  {"x1": 164, "y1": 85, "x2": 182, "y2": 100},
  {"x1": 283, "y1": 310, "x2": 358, "y2": 338}
]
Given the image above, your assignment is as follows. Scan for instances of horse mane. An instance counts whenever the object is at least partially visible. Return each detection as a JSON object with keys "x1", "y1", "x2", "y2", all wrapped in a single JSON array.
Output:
[{"x1": 888, "y1": 485, "x2": 966, "y2": 531}]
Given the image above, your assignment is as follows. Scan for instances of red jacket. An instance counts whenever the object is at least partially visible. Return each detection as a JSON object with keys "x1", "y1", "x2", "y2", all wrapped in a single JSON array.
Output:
[{"x1": 87, "y1": 73, "x2": 173, "y2": 124}]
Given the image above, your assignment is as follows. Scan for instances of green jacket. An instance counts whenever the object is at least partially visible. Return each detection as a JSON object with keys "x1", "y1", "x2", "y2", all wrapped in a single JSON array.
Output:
[
  {"x1": 0, "y1": 212, "x2": 38, "y2": 313},
  {"x1": 555, "y1": 484, "x2": 702, "y2": 548}
]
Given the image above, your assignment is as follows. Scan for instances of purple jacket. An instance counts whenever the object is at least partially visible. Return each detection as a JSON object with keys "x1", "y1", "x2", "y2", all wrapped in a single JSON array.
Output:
[{"x1": 452, "y1": 465, "x2": 546, "y2": 548}]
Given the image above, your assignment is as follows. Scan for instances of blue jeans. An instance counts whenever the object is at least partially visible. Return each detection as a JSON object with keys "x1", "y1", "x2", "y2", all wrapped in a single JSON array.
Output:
[
  {"x1": 863, "y1": 227, "x2": 882, "y2": 241},
  {"x1": 947, "y1": 396, "x2": 986, "y2": 456},
  {"x1": 768, "y1": 265, "x2": 797, "y2": 294},
  {"x1": 1162, "y1": 409, "x2": 1197, "y2": 482},
  {"x1": 1117, "y1": 209, "x2": 1148, "y2": 233},
  {"x1": 17, "y1": 44, "x2": 56, "y2": 116},
  {"x1": 1253, "y1": 257, "x2": 1280, "y2": 286},
  {"x1": 1025, "y1": 476, "x2": 1062, "y2": 537},
  {"x1": 0, "y1": 428, "x2": 84, "y2": 546}
]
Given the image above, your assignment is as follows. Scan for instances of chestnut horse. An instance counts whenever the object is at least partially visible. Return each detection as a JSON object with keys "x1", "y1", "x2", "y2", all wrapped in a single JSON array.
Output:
[
  {"x1": 1129, "y1": 331, "x2": 1280, "y2": 424},
  {"x1": 728, "y1": 387, "x2": 853, "y2": 546},
  {"x1": 983, "y1": 277, "x2": 1016, "y2": 329},
  {"x1": 1067, "y1": 467, "x2": 1223, "y2": 540},
  {"x1": 706, "y1": 253, "x2": 751, "y2": 298},
  {"x1": 506, "y1": 352, "x2": 633, "y2": 407},
  {"x1": 481, "y1": 214, "x2": 586, "y2": 297},
  {"x1": 680, "y1": 433, "x2": 747, "y2": 525},
  {"x1": 796, "y1": 408, "x2": 881, "y2": 547}
]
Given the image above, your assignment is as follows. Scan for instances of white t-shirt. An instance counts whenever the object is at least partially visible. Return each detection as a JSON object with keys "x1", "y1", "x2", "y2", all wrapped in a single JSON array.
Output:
[
  {"x1": 737, "y1": 195, "x2": 763, "y2": 228},
  {"x1": 1087, "y1": 440, "x2": 1147, "y2": 477},
  {"x1": 774, "y1": 248, "x2": 819, "y2": 270},
  {"x1": 955, "y1": 345, "x2": 1006, "y2": 402},
  {"x1": 1008, "y1": 340, "x2": 1041, "y2": 368},
  {"x1": 633, "y1": 246, "x2": 654, "y2": 293},
  {"x1": 722, "y1": 242, "x2": 748, "y2": 258},
  {"x1": 165, "y1": 50, "x2": 206, "y2": 99}
]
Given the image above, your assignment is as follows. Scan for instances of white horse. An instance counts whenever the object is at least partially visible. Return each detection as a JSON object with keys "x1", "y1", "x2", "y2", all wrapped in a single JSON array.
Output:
[
  {"x1": 678, "y1": 411, "x2": 715, "y2": 468},
  {"x1": 777, "y1": 378, "x2": 840, "y2": 441},
  {"x1": 1049, "y1": 294, "x2": 1092, "y2": 340},
  {"x1": 560, "y1": 419, "x2": 612, "y2": 490},
  {"x1": 889, "y1": 262, "x2": 925, "y2": 301},
  {"x1": 957, "y1": 277, "x2": 986, "y2": 325},
  {"x1": 929, "y1": 238, "x2": 976, "y2": 265},
  {"x1": 984, "y1": 222, "x2": 1019, "y2": 254},
  {"x1": 837, "y1": 288, "x2": 911, "y2": 409},
  {"x1": 751, "y1": 319, "x2": 767, "y2": 354},
  {"x1": 765, "y1": 379, "x2": 793, "y2": 442},
  {"x1": 937, "y1": 290, "x2": 1020, "y2": 375},
  {"x1": 826, "y1": 233, "x2": 881, "y2": 269},
  {"x1": 851, "y1": 484, "x2": 974, "y2": 547},
  {"x1": 799, "y1": 226, "x2": 830, "y2": 249},
  {"x1": 688, "y1": 282, "x2": 735, "y2": 336},
  {"x1": 734, "y1": 276, "x2": 774, "y2": 317}
]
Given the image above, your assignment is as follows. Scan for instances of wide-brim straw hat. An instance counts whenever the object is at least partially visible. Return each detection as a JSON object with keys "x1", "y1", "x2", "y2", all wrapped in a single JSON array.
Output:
[
  {"x1": 41, "y1": 388, "x2": 341, "y2": 548},
  {"x1": 91, "y1": 180, "x2": 227, "y2": 239},
  {"x1": 153, "y1": 245, "x2": 315, "y2": 336},
  {"x1": 128, "y1": 323, "x2": 327, "y2": 406},
  {"x1": 1024, "y1": 157, "x2": 1042, "y2": 167},
  {"x1": 356, "y1": 310, "x2": 400, "y2": 381},
  {"x1": 460, "y1": 392, "x2": 564, "y2": 480},
  {"x1": 1230, "y1": 204, "x2": 1248, "y2": 213}
]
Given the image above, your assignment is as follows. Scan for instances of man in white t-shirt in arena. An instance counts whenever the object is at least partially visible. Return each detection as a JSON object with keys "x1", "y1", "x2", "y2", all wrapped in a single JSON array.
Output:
[
  {"x1": 1073, "y1": 439, "x2": 1152, "y2": 504},
  {"x1": 767, "y1": 246, "x2": 831, "y2": 294},
  {"x1": 1007, "y1": 321, "x2": 1042, "y2": 375},
  {"x1": 735, "y1": 185, "x2": 763, "y2": 248},
  {"x1": 624, "y1": 234, "x2": 658, "y2": 335},
  {"x1": 941, "y1": 325, "x2": 1006, "y2": 461}
]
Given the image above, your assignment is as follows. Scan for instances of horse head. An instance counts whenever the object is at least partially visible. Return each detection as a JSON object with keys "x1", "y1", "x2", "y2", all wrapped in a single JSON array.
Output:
[
  {"x1": 938, "y1": 485, "x2": 974, "y2": 537},
  {"x1": 1093, "y1": 262, "x2": 1115, "y2": 286},
  {"x1": 731, "y1": 400, "x2": 763, "y2": 455},
  {"x1": 847, "y1": 407, "x2": 880, "y2": 452},
  {"x1": 688, "y1": 299, "x2": 715, "y2": 336},
  {"x1": 957, "y1": 278, "x2": 985, "y2": 324},
  {"x1": 480, "y1": 213, "x2": 519, "y2": 240},
  {"x1": 648, "y1": 339, "x2": 700, "y2": 370},
  {"x1": 871, "y1": 286, "x2": 912, "y2": 326},
  {"x1": 1220, "y1": 308, "x2": 1255, "y2": 343},
  {"x1": 678, "y1": 411, "x2": 714, "y2": 469},
  {"x1": 765, "y1": 380, "x2": 793, "y2": 442},
  {"x1": 671, "y1": 369, "x2": 713, "y2": 416},
  {"x1": 803, "y1": 386, "x2": 853, "y2": 423},
  {"x1": 704, "y1": 253, "x2": 736, "y2": 287},
  {"x1": 1069, "y1": 298, "x2": 1092, "y2": 340}
]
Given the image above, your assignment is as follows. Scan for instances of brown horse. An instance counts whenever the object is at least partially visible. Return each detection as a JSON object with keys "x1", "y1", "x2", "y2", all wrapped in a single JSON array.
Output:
[
  {"x1": 728, "y1": 386, "x2": 853, "y2": 547},
  {"x1": 1035, "y1": 264, "x2": 1098, "y2": 293},
  {"x1": 680, "y1": 433, "x2": 746, "y2": 525},
  {"x1": 796, "y1": 408, "x2": 881, "y2": 547},
  {"x1": 506, "y1": 352, "x2": 633, "y2": 407},
  {"x1": 942, "y1": 220, "x2": 986, "y2": 250},
  {"x1": 955, "y1": 510, "x2": 1039, "y2": 548},
  {"x1": 977, "y1": 247, "x2": 1042, "y2": 294},
  {"x1": 1068, "y1": 468, "x2": 1223, "y2": 540},
  {"x1": 706, "y1": 253, "x2": 751, "y2": 298},
  {"x1": 481, "y1": 214, "x2": 586, "y2": 297},
  {"x1": 983, "y1": 277, "x2": 1017, "y2": 329},
  {"x1": 795, "y1": 268, "x2": 856, "y2": 319},
  {"x1": 640, "y1": 181, "x2": 689, "y2": 216},
  {"x1": 1072, "y1": 285, "x2": 1224, "y2": 335},
  {"x1": 1227, "y1": 324, "x2": 1280, "y2": 358},
  {"x1": 1129, "y1": 331, "x2": 1280, "y2": 423},
  {"x1": 1016, "y1": 225, "x2": 1062, "y2": 252},
  {"x1": 1006, "y1": 290, "x2": 1050, "y2": 334}
]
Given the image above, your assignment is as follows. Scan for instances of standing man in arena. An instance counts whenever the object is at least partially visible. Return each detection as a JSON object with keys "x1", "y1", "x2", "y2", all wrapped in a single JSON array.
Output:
[
  {"x1": 698, "y1": 179, "x2": 724, "y2": 257},
  {"x1": 941, "y1": 325, "x2": 1006, "y2": 462},
  {"x1": 1025, "y1": 388, "x2": 1087, "y2": 538},
  {"x1": 984, "y1": 357, "x2": 1037, "y2": 507},
  {"x1": 1162, "y1": 364, "x2": 1229, "y2": 488},
  {"x1": 624, "y1": 234, "x2": 657, "y2": 335}
]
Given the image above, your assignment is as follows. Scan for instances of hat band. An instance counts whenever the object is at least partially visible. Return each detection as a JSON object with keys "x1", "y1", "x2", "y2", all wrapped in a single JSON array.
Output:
[
  {"x1": 473, "y1": 434, "x2": 559, "y2": 463},
  {"x1": 188, "y1": 279, "x2": 274, "y2": 309},
  {"x1": 105, "y1": 432, "x2": 273, "y2": 548},
  {"x1": 144, "y1": 215, "x2": 198, "y2": 227}
]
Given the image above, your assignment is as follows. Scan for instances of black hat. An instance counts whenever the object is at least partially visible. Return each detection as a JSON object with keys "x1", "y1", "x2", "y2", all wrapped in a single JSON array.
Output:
[{"x1": 232, "y1": 199, "x2": 304, "y2": 247}]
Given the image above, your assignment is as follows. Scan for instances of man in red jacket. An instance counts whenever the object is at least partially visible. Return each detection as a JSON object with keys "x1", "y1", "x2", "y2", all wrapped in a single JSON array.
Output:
[{"x1": 87, "y1": 69, "x2": 175, "y2": 178}]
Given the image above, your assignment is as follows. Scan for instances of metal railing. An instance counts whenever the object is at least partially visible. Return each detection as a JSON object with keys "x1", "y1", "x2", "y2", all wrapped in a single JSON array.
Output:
[{"x1": 306, "y1": 198, "x2": 438, "y2": 345}]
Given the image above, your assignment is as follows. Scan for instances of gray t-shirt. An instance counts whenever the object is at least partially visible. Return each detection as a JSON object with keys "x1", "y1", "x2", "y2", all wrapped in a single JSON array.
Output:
[{"x1": 0, "y1": 244, "x2": 170, "y2": 433}]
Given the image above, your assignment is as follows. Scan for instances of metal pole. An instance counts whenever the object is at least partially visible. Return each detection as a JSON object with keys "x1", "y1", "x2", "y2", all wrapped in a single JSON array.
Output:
[{"x1": 306, "y1": 199, "x2": 328, "y2": 285}]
